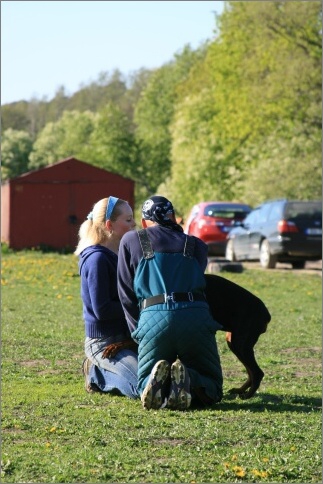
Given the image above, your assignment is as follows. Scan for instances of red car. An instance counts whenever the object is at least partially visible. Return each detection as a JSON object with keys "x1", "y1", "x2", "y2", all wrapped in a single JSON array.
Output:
[{"x1": 184, "y1": 201, "x2": 252, "y2": 256}]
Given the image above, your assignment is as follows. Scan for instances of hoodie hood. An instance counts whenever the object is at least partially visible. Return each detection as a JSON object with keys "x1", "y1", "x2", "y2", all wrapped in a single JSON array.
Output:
[{"x1": 78, "y1": 245, "x2": 116, "y2": 274}]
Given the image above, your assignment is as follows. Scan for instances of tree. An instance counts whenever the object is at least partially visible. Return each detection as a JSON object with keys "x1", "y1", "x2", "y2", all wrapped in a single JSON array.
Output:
[
  {"x1": 67, "y1": 69, "x2": 127, "y2": 113},
  {"x1": 46, "y1": 86, "x2": 69, "y2": 122},
  {"x1": 1, "y1": 102, "x2": 30, "y2": 132},
  {"x1": 89, "y1": 102, "x2": 136, "y2": 174},
  {"x1": 1, "y1": 129, "x2": 33, "y2": 181},
  {"x1": 134, "y1": 45, "x2": 208, "y2": 197},
  {"x1": 238, "y1": 123, "x2": 322, "y2": 205},
  {"x1": 122, "y1": 68, "x2": 153, "y2": 128},
  {"x1": 165, "y1": 0, "x2": 321, "y2": 215},
  {"x1": 88, "y1": 103, "x2": 150, "y2": 204},
  {"x1": 160, "y1": 88, "x2": 224, "y2": 215},
  {"x1": 28, "y1": 110, "x2": 96, "y2": 170}
]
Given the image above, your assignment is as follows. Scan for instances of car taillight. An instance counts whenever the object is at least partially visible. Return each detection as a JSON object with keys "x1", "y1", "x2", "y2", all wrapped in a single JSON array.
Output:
[
  {"x1": 198, "y1": 219, "x2": 211, "y2": 228},
  {"x1": 278, "y1": 220, "x2": 299, "y2": 233}
]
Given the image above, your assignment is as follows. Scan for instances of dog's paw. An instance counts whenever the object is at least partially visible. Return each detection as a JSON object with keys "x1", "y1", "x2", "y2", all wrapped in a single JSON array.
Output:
[
  {"x1": 228, "y1": 387, "x2": 246, "y2": 395},
  {"x1": 239, "y1": 389, "x2": 257, "y2": 399}
]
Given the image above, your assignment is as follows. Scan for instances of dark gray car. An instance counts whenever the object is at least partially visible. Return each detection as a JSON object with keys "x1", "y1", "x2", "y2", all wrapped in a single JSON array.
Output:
[{"x1": 225, "y1": 199, "x2": 322, "y2": 269}]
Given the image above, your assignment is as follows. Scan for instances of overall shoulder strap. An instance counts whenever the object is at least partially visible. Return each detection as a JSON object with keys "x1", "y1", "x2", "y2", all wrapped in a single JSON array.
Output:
[
  {"x1": 137, "y1": 229, "x2": 154, "y2": 259},
  {"x1": 183, "y1": 235, "x2": 195, "y2": 258}
]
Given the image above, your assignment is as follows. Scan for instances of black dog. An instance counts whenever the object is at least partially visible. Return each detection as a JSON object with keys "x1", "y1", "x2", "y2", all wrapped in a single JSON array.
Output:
[{"x1": 205, "y1": 273, "x2": 271, "y2": 399}]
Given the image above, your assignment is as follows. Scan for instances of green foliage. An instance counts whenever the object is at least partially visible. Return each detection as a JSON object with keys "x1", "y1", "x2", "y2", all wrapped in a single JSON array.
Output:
[
  {"x1": 1, "y1": 128, "x2": 33, "y2": 181},
  {"x1": 28, "y1": 111, "x2": 97, "y2": 169},
  {"x1": 237, "y1": 123, "x2": 322, "y2": 205},
  {"x1": 88, "y1": 102, "x2": 136, "y2": 175},
  {"x1": 1, "y1": 101, "x2": 31, "y2": 132},
  {"x1": 167, "y1": 0, "x2": 322, "y2": 212},
  {"x1": 1, "y1": 252, "x2": 322, "y2": 483},
  {"x1": 67, "y1": 70, "x2": 127, "y2": 113},
  {"x1": 1, "y1": 242, "x2": 13, "y2": 254},
  {"x1": 211, "y1": 1, "x2": 321, "y2": 131},
  {"x1": 161, "y1": 88, "x2": 227, "y2": 214},
  {"x1": 134, "y1": 45, "x2": 207, "y2": 199}
]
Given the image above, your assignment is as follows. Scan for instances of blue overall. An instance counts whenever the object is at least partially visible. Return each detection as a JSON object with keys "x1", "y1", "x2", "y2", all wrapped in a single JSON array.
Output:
[{"x1": 132, "y1": 230, "x2": 223, "y2": 402}]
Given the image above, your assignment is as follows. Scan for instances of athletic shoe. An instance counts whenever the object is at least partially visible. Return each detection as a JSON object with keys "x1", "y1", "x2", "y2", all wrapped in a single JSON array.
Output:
[
  {"x1": 82, "y1": 358, "x2": 101, "y2": 393},
  {"x1": 141, "y1": 360, "x2": 170, "y2": 410},
  {"x1": 167, "y1": 358, "x2": 191, "y2": 410}
]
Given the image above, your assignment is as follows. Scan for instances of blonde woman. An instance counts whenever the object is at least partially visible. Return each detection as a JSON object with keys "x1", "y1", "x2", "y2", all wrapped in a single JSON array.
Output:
[{"x1": 75, "y1": 196, "x2": 139, "y2": 398}]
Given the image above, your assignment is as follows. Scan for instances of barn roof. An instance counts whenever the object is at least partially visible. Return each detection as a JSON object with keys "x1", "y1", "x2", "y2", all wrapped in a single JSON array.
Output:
[{"x1": 7, "y1": 157, "x2": 134, "y2": 184}]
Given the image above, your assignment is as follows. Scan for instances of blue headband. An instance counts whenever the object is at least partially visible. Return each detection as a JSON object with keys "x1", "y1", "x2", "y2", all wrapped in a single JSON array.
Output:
[{"x1": 105, "y1": 196, "x2": 119, "y2": 220}]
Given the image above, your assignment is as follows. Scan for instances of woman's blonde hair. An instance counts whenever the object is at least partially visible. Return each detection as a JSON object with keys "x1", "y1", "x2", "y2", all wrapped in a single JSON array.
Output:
[{"x1": 74, "y1": 197, "x2": 128, "y2": 255}]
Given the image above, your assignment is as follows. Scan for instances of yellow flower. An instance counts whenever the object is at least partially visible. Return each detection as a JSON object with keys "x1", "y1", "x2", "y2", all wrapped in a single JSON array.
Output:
[
  {"x1": 50, "y1": 427, "x2": 56, "y2": 432},
  {"x1": 233, "y1": 466, "x2": 245, "y2": 477},
  {"x1": 251, "y1": 469, "x2": 262, "y2": 477}
]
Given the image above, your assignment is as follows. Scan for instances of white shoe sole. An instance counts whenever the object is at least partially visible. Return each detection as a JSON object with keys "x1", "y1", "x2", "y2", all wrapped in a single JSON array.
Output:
[{"x1": 141, "y1": 360, "x2": 170, "y2": 410}]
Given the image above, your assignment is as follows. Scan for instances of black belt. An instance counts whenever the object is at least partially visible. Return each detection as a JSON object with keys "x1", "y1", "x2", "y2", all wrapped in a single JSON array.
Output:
[{"x1": 141, "y1": 292, "x2": 206, "y2": 310}]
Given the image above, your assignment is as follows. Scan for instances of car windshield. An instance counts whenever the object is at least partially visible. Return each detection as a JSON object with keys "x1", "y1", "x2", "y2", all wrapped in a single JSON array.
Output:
[
  {"x1": 285, "y1": 202, "x2": 322, "y2": 223},
  {"x1": 204, "y1": 205, "x2": 250, "y2": 219}
]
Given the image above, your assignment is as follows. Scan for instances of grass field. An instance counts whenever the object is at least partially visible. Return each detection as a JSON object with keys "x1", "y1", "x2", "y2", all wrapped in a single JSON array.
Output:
[{"x1": 1, "y1": 250, "x2": 322, "y2": 483}]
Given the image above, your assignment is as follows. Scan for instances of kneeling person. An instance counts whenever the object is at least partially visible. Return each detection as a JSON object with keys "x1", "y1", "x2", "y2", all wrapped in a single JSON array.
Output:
[{"x1": 117, "y1": 195, "x2": 223, "y2": 410}]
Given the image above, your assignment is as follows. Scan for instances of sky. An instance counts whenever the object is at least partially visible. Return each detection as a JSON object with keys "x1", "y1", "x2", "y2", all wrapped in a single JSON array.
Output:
[{"x1": 1, "y1": 1, "x2": 224, "y2": 105}]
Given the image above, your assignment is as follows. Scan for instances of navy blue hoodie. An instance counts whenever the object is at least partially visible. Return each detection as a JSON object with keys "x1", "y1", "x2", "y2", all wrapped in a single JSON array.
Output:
[{"x1": 78, "y1": 245, "x2": 130, "y2": 339}]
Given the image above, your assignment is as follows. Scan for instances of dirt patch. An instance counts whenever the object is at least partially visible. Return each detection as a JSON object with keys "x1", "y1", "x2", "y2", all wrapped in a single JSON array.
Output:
[{"x1": 281, "y1": 347, "x2": 321, "y2": 353}]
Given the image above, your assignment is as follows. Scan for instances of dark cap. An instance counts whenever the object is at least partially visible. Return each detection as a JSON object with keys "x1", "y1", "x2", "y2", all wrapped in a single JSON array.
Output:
[{"x1": 141, "y1": 195, "x2": 175, "y2": 223}]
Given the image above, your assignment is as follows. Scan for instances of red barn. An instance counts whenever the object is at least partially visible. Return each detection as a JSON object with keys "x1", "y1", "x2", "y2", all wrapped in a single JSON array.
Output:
[{"x1": 1, "y1": 157, "x2": 135, "y2": 251}]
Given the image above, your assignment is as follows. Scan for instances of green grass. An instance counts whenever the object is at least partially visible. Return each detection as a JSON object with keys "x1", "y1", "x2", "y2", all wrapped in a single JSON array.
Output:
[{"x1": 1, "y1": 251, "x2": 322, "y2": 483}]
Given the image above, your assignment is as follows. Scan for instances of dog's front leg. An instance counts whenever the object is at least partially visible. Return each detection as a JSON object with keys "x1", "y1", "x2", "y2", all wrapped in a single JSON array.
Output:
[{"x1": 226, "y1": 331, "x2": 264, "y2": 399}]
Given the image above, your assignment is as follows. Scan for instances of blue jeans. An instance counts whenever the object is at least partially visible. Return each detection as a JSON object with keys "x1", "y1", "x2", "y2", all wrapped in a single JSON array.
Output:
[{"x1": 85, "y1": 336, "x2": 139, "y2": 399}]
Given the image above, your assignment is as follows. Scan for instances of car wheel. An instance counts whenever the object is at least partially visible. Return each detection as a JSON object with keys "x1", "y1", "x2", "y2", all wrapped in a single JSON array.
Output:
[
  {"x1": 225, "y1": 239, "x2": 237, "y2": 261},
  {"x1": 260, "y1": 239, "x2": 277, "y2": 269},
  {"x1": 291, "y1": 261, "x2": 306, "y2": 269}
]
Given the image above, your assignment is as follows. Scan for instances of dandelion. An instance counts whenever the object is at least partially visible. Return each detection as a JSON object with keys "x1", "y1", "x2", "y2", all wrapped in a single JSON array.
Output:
[
  {"x1": 252, "y1": 468, "x2": 269, "y2": 478},
  {"x1": 290, "y1": 446, "x2": 296, "y2": 451},
  {"x1": 50, "y1": 427, "x2": 56, "y2": 432},
  {"x1": 262, "y1": 457, "x2": 269, "y2": 462},
  {"x1": 251, "y1": 469, "x2": 262, "y2": 477},
  {"x1": 233, "y1": 466, "x2": 245, "y2": 477},
  {"x1": 45, "y1": 442, "x2": 51, "y2": 447},
  {"x1": 231, "y1": 454, "x2": 238, "y2": 461}
]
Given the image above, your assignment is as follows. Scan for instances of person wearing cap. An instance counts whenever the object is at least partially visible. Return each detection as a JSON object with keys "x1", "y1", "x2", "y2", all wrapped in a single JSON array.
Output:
[
  {"x1": 117, "y1": 195, "x2": 223, "y2": 410},
  {"x1": 74, "y1": 196, "x2": 139, "y2": 399}
]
